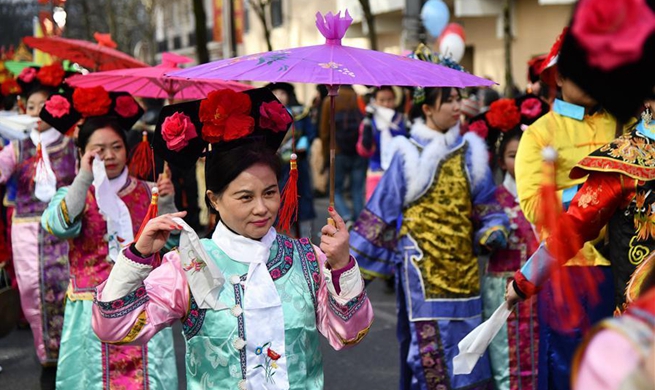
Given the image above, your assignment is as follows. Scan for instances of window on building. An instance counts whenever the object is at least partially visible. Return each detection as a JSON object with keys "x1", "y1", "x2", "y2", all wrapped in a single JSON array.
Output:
[
  {"x1": 188, "y1": 32, "x2": 196, "y2": 47},
  {"x1": 206, "y1": 27, "x2": 214, "y2": 42},
  {"x1": 157, "y1": 40, "x2": 167, "y2": 53},
  {"x1": 270, "y1": 0, "x2": 282, "y2": 28},
  {"x1": 173, "y1": 36, "x2": 182, "y2": 50}
]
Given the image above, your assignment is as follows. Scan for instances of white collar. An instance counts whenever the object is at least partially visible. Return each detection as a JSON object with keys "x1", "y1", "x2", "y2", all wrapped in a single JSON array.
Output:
[
  {"x1": 29, "y1": 127, "x2": 60, "y2": 148},
  {"x1": 410, "y1": 118, "x2": 460, "y2": 147},
  {"x1": 107, "y1": 168, "x2": 129, "y2": 195},
  {"x1": 211, "y1": 221, "x2": 277, "y2": 264},
  {"x1": 503, "y1": 172, "x2": 518, "y2": 200}
]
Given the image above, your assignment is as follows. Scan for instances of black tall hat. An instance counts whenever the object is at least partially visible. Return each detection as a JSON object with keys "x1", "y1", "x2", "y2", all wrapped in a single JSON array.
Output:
[
  {"x1": 153, "y1": 87, "x2": 293, "y2": 170},
  {"x1": 40, "y1": 87, "x2": 144, "y2": 135}
]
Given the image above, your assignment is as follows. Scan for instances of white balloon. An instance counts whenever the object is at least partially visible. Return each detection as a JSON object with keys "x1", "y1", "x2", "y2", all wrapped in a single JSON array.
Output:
[{"x1": 439, "y1": 33, "x2": 466, "y2": 63}]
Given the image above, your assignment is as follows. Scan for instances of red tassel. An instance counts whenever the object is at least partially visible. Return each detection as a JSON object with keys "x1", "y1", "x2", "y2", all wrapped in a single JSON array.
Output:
[
  {"x1": 129, "y1": 131, "x2": 154, "y2": 181},
  {"x1": 277, "y1": 153, "x2": 299, "y2": 234},
  {"x1": 134, "y1": 187, "x2": 161, "y2": 267}
]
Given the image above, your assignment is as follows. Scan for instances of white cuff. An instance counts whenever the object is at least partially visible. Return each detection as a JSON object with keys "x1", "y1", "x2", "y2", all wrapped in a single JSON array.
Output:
[
  {"x1": 99, "y1": 250, "x2": 153, "y2": 302},
  {"x1": 322, "y1": 261, "x2": 365, "y2": 305}
]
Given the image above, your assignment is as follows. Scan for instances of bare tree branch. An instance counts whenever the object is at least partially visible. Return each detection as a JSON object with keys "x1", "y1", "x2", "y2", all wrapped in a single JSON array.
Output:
[
  {"x1": 358, "y1": 0, "x2": 378, "y2": 51},
  {"x1": 248, "y1": 0, "x2": 273, "y2": 51}
]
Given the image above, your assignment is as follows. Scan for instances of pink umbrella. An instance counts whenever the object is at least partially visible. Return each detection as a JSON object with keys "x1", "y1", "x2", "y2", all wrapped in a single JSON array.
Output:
[
  {"x1": 169, "y1": 10, "x2": 495, "y2": 211},
  {"x1": 66, "y1": 53, "x2": 252, "y2": 100}
]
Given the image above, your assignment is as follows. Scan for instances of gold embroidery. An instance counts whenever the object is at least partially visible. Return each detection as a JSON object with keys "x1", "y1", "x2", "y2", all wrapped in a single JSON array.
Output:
[
  {"x1": 60, "y1": 199, "x2": 71, "y2": 226},
  {"x1": 400, "y1": 147, "x2": 479, "y2": 298},
  {"x1": 628, "y1": 236, "x2": 650, "y2": 266},
  {"x1": 577, "y1": 185, "x2": 602, "y2": 209},
  {"x1": 337, "y1": 322, "x2": 372, "y2": 346},
  {"x1": 599, "y1": 133, "x2": 655, "y2": 167},
  {"x1": 114, "y1": 311, "x2": 148, "y2": 345}
]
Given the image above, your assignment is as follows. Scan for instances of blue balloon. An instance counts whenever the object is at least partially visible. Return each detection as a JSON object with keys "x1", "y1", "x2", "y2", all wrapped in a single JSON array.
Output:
[{"x1": 421, "y1": 0, "x2": 450, "y2": 37}]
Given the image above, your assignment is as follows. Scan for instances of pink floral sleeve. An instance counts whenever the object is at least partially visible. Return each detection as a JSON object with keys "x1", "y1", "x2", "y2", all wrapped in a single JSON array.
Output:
[
  {"x1": 313, "y1": 246, "x2": 374, "y2": 350},
  {"x1": 0, "y1": 141, "x2": 17, "y2": 184},
  {"x1": 92, "y1": 251, "x2": 190, "y2": 345}
]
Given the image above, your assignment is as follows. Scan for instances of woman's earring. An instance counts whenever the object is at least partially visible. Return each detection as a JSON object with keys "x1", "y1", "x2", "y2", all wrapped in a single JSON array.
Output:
[{"x1": 642, "y1": 106, "x2": 653, "y2": 124}]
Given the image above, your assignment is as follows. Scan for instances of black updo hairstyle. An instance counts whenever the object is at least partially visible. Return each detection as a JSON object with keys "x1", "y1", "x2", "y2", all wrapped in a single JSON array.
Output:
[
  {"x1": 204, "y1": 139, "x2": 282, "y2": 205},
  {"x1": 25, "y1": 86, "x2": 56, "y2": 103},
  {"x1": 409, "y1": 87, "x2": 460, "y2": 121},
  {"x1": 76, "y1": 116, "x2": 128, "y2": 152}
]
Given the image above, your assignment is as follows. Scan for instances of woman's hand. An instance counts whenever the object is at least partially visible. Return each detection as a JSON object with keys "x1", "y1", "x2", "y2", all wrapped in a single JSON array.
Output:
[
  {"x1": 156, "y1": 170, "x2": 174, "y2": 198},
  {"x1": 134, "y1": 211, "x2": 187, "y2": 256},
  {"x1": 319, "y1": 207, "x2": 351, "y2": 271},
  {"x1": 79, "y1": 148, "x2": 100, "y2": 175},
  {"x1": 505, "y1": 280, "x2": 522, "y2": 307}
]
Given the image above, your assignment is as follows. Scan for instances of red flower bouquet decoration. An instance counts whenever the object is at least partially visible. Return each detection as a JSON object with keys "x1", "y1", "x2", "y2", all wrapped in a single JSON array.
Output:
[
  {"x1": 162, "y1": 112, "x2": 198, "y2": 152},
  {"x1": 486, "y1": 98, "x2": 521, "y2": 132},
  {"x1": 520, "y1": 98, "x2": 543, "y2": 120},
  {"x1": 73, "y1": 86, "x2": 112, "y2": 117},
  {"x1": 267, "y1": 348, "x2": 281, "y2": 360},
  {"x1": 572, "y1": 0, "x2": 655, "y2": 71},
  {"x1": 199, "y1": 89, "x2": 254, "y2": 143},
  {"x1": 45, "y1": 95, "x2": 71, "y2": 118},
  {"x1": 19, "y1": 67, "x2": 37, "y2": 83},
  {"x1": 114, "y1": 96, "x2": 140, "y2": 118},
  {"x1": 468, "y1": 119, "x2": 489, "y2": 139},
  {"x1": 36, "y1": 63, "x2": 66, "y2": 87},
  {"x1": 259, "y1": 100, "x2": 292, "y2": 133},
  {"x1": 1, "y1": 79, "x2": 21, "y2": 96}
]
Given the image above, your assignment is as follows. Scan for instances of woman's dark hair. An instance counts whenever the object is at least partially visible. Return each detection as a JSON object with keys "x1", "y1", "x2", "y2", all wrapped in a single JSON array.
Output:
[
  {"x1": 77, "y1": 116, "x2": 128, "y2": 152},
  {"x1": 26, "y1": 86, "x2": 55, "y2": 102},
  {"x1": 205, "y1": 140, "x2": 281, "y2": 204},
  {"x1": 2, "y1": 95, "x2": 16, "y2": 111},
  {"x1": 373, "y1": 86, "x2": 396, "y2": 99},
  {"x1": 409, "y1": 87, "x2": 459, "y2": 121}
]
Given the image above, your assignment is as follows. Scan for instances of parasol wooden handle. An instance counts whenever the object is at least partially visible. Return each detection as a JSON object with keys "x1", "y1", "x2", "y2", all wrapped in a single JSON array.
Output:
[{"x1": 327, "y1": 217, "x2": 336, "y2": 228}]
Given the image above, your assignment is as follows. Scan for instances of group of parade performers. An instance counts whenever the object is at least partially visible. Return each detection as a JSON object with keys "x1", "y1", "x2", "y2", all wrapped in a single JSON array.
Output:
[{"x1": 0, "y1": 1, "x2": 654, "y2": 389}]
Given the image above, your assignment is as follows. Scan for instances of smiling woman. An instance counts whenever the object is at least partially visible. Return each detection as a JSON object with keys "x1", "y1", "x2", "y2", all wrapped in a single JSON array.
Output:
[{"x1": 91, "y1": 87, "x2": 374, "y2": 390}]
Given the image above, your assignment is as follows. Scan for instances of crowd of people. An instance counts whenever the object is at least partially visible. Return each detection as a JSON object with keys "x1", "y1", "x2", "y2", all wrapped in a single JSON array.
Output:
[{"x1": 0, "y1": 2, "x2": 654, "y2": 389}]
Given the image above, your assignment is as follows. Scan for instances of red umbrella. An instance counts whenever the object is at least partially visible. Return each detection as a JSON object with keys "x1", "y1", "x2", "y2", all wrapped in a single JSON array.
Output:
[
  {"x1": 23, "y1": 34, "x2": 147, "y2": 71},
  {"x1": 66, "y1": 53, "x2": 251, "y2": 100}
]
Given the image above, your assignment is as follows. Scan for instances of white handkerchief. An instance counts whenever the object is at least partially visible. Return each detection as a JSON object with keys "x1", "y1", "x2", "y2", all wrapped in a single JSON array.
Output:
[
  {"x1": 453, "y1": 302, "x2": 513, "y2": 375},
  {"x1": 173, "y1": 217, "x2": 227, "y2": 311}
]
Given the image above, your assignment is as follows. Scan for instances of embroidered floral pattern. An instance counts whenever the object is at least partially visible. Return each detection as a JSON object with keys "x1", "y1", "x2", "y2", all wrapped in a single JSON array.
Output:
[
  {"x1": 183, "y1": 257, "x2": 207, "y2": 273},
  {"x1": 295, "y1": 237, "x2": 320, "y2": 307},
  {"x1": 265, "y1": 236, "x2": 295, "y2": 281},
  {"x1": 182, "y1": 295, "x2": 206, "y2": 340},
  {"x1": 415, "y1": 321, "x2": 451, "y2": 389},
  {"x1": 328, "y1": 289, "x2": 368, "y2": 321},
  {"x1": 352, "y1": 208, "x2": 398, "y2": 251},
  {"x1": 253, "y1": 342, "x2": 281, "y2": 384},
  {"x1": 96, "y1": 285, "x2": 149, "y2": 318},
  {"x1": 577, "y1": 184, "x2": 602, "y2": 209}
]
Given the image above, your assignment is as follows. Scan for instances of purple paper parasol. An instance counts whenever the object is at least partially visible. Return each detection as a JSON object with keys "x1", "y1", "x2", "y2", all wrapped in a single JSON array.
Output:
[{"x1": 168, "y1": 10, "x2": 495, "y2": 215}]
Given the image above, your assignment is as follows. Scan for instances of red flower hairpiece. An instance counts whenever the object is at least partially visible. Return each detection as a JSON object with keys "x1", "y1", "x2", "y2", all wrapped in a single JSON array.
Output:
[
  {"x1": 73, "y1": 86, "x2": 112, "y2": 117},
  {"x1": 114, "y1": 96, "x2": 140, "y2": 118},
  {"x1": 486, "y1": 98, "x2": 521, "y2": 132},
  {"x1": 18, "y1": 67, "x2": 37, "y2": 83},
  {"x1": 572, "y1": 0, "x2": 655, "y2": 71},
  {"x1": 259, "y1": 100, "x2": 292, "y2": 133},
  {"x1": 199, "y1": 89, "x2": 254, "y2": 143},
  {"x1": 1, "y1": 79, "x2": 22, "y2": 96},
  {"x1": 36, "y1": 63, "x2": 66, "y2": 87},
  {"x1": 468, "y1": 119, "x2": 489, "y2": 139},
  {"x1": 45, "y1": 95, "x2": 71, "y2": 118},
  {"x1": 520, "y1": 98, "x2": 543, "y2": 120},
  {"x1": 162, "y1": 112, "x2": 197, "y2": 152}
]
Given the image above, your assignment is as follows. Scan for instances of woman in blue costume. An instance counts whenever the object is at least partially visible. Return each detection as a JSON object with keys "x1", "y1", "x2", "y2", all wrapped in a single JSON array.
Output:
[{"x1": 350, "y1": 86, "x2": 509, "y2": 390}]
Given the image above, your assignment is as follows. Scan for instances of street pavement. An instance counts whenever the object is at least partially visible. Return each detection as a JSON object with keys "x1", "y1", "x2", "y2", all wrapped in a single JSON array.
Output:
[{"x1": 0, "y1": 198, "x2": 400, "y2": 389}]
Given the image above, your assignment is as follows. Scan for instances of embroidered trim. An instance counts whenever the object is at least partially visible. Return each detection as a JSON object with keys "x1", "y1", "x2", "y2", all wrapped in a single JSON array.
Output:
[
  {"x1": 351, "y1": 208, "x2": 397, "y2": 251},
  {"x1": 234, "y1": 282, "x2": 247, "y2": 381},
  {"x1": 60, "y1": 198, "x2": 71, "y2": 225},
  {"x1": 95, "y1": 285, "x2": 149, "y2": 318},
  {"x1": 415, "y1": 321, "x2": 451, "y2": 389},
  {"x1": 265, "y1": 235, "x2": 295, "y2": 281},
  {"x1": 295, "y1": 237, "x2": 320, "y2": 307},
  {"x1": 181, "y1": 294, "x2": 206, "y2": 340},
  {"x1": 328, "y1": 289, "x2": 368, "y2": 321}
]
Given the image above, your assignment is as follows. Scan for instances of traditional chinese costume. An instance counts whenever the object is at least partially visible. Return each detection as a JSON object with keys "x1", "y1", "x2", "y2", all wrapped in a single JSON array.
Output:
[
  {"x1": 350, "y1": 119, "x2": 509, "y2": 390},
  {"x1": 482, "y1": 173, "x2": 540, "y2": 390},
  {"x1": 92, "y1": 222, "x2": 373, "y2": 390},
  {"x1": 42, "y1": 166, "x2": 179, "y2": 390},
  {"x1": 515, "y1": 120, "x2": 655, "y2": 313},
  {"x1": 0, "y1": 128, "x2": 76, "y2": 366},
  {"x1": 514, "y1": 98, "x2": 620, "y2": 390}
]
